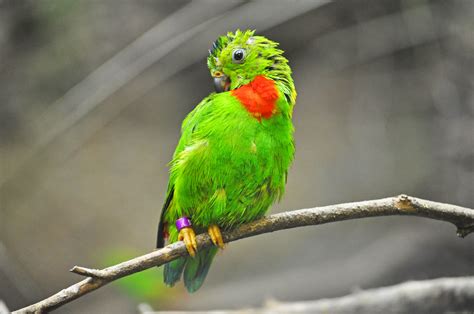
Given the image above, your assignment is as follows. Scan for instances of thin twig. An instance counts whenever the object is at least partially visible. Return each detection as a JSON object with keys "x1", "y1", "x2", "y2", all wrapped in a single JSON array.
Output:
[{"x1": 14, "y1": 195, "x2": 474, "y2": 313}]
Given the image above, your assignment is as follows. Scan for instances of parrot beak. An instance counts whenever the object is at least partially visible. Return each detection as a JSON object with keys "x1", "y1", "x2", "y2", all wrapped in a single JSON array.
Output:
[{"x1": 213, "y1": 72, "x2": 230, "y2": 93}]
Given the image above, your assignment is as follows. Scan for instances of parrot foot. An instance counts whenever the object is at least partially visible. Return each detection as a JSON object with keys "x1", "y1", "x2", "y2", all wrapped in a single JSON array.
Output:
[
  {"x1": 208, "y1": 224, "x2": 225, "y2": 249},
  {"x1": 178, "y1": 227, "x2": 197, "y2": 257}
]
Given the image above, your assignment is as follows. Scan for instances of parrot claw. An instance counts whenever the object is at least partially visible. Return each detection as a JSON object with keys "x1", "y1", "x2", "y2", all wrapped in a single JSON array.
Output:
[
  {"x1": 208, "y1": 224, "x2": 225, "y2": 249},
  {"x1": 178, "y1": 227, "x2": 198, "y2": 257}
]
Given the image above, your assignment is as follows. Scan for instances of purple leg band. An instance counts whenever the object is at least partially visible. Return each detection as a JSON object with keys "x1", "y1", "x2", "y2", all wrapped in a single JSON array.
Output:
[{"x1": 176, "y1": 217, "x2": 192, "y2": 231}]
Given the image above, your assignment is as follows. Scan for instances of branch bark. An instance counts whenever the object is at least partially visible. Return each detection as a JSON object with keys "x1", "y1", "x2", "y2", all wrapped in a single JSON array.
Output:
[
  {"x1": 153, "y1": 277, "x2": 474, "y2": 313},
  {"x1": 14, "y1": 195, "x2": 474, "y2": 313},
  {"x1": 262, "y1": 277, "x2": 474, "y2": 314}
]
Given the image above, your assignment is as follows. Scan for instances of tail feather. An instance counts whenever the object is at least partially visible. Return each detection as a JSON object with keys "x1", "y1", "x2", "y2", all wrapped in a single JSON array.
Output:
[
  {"x1": 164, "y1": 257, "x2": 186, "y2": 287},
  {"x1": 184, "y1": 247, "x2": 218, "y2": 293}
]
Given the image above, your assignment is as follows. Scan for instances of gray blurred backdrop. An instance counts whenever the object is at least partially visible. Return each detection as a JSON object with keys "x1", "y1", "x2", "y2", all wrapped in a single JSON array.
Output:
[{"x1": 0, "y1": 0, "x2": 473, "y2": 312}]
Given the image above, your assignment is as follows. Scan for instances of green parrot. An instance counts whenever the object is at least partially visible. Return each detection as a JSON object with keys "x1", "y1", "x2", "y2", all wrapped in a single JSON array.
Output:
[{"x1": 156, "y1": 29, "x2": 296, "y2": 292}]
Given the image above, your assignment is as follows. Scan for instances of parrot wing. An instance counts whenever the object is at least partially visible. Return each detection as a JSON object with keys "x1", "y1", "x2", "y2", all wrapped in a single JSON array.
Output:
[
  {"x1": 156, "y1": 96, "x2": 213, "y2": 248},
  {"x1": 156, "y1": 186, "x2": 174, "y2": 248}
]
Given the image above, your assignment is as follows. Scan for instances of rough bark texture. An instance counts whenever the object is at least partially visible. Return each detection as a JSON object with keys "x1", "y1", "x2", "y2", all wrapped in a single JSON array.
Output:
[{"x1": 14, "y1": 195, "x2": 474, "y2": 313}]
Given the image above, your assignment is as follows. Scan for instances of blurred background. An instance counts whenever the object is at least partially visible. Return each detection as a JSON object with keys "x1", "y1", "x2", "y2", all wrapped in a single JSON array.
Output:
[{"x1": 0, "y1": 0, "x2": 473, "y2": 312}]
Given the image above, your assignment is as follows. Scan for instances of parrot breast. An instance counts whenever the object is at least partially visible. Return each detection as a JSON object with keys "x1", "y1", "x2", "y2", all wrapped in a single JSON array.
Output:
[{"x1": 231, "y1": 75, "x2": 279, "y2": 120}]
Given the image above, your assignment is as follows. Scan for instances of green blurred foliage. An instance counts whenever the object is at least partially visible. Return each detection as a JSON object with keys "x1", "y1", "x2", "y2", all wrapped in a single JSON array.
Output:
[{"x1": 100, "y1": 248, "x2": 181, "y2": 304}]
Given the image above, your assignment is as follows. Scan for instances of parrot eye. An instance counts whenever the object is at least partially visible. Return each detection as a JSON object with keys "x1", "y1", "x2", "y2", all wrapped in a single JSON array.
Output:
[{"x1": 232, "y1": 49, "x2": 246, "y2": 63}]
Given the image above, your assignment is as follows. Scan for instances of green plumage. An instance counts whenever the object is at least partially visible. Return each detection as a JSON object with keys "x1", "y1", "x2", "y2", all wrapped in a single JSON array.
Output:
[{"x1": 157, "y1": 30, "x2": 296, "y2": 292}]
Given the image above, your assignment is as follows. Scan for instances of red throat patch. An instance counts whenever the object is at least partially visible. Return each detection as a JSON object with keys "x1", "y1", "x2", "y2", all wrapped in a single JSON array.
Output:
[{"x1": 231, "y1": 75, "x2": 279, "y2": 120}]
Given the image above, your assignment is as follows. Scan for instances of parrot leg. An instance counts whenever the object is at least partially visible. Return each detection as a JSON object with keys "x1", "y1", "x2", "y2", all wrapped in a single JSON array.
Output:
[
  {"x1": 208, "y1": 224, "x2": 225, "y2": 249},
  {"x1": 178, "y1": 227, "x2": 198, "y2": 257}
]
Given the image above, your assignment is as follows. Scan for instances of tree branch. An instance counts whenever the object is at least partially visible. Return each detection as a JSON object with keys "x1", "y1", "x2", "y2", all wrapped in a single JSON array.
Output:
[
  {"x1": 14, "y1": 195, "x2": 474, "y2": 313},
  {"x1": 262, "y1": 277, "x2": 474, "y2": 314},
  {"x1": 147, "y1": 276, "x2": 474, "y2": 313}
]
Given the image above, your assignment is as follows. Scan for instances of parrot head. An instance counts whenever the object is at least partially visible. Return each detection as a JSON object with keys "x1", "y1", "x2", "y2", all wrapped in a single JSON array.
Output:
[{"x1": 207, "y1": 30, "x2": 295, "y2": 105}]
